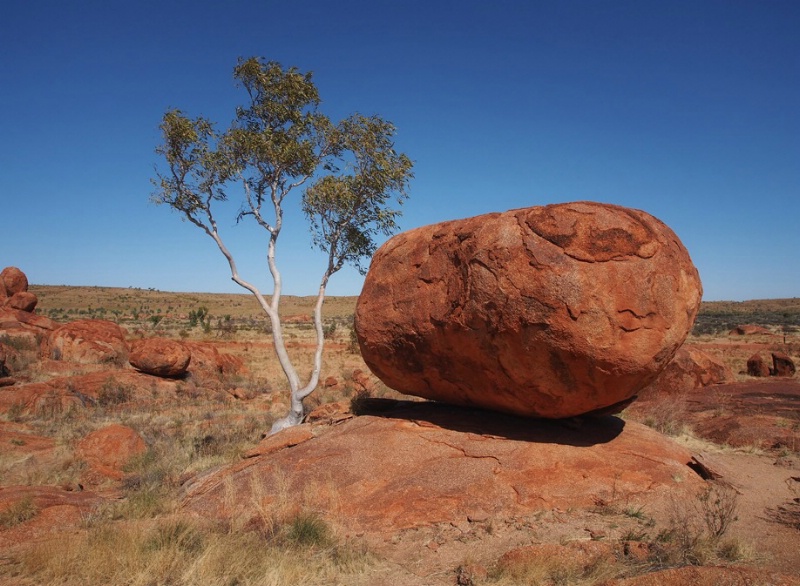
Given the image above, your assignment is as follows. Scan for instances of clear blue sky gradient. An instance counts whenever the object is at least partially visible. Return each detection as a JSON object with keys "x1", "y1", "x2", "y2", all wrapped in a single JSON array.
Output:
[{"x1": 2, "y1": 1, "x2": 798, "y2": 300}]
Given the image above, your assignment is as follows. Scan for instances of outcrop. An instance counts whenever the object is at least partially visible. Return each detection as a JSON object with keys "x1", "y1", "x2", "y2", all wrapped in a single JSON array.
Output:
[
  {"x1": 182, "y1": 400, "x2": 706, "y2": 535},
  {"x1": 356, "y1": 201, "x2": 702, "y2": 419}
]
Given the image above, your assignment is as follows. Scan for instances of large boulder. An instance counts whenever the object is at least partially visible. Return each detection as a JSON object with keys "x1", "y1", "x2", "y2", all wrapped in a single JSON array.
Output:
[
  {"x1": 45, "y1": 319, "x2": 128, "y2": 365},
  {"x1": 129, "y1": 337, "x2": 191, "y2": 378},
  {"x1": 356, "y1": 201, "x2": 702, "y2": 419}
]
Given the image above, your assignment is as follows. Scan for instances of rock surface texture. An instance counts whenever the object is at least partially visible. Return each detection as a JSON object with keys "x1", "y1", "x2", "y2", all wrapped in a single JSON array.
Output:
[{"x1": 356, "y1": 202, "x2": 703, "y2": 419}]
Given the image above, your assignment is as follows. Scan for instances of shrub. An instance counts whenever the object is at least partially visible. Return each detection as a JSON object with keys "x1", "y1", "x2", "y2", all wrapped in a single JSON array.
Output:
[{"x1": 285, "y1": 512, "x2": 332, "y2": 548}]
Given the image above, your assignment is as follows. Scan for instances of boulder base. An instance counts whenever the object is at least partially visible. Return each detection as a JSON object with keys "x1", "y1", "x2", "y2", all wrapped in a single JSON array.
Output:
[{"x1": 182, "y1": 401, "x2": 705, "y2": 535}]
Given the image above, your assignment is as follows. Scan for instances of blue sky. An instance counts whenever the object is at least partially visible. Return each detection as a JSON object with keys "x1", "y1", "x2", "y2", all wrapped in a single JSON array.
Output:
[{"x1": 2, "y1": 1, "x2": 798, "y2": 301}]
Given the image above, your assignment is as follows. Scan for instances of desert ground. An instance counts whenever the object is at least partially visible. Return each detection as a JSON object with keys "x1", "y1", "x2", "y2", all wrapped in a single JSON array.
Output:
[{"x1": 0, "y1": 284, "x2": 798, "y2": 585}]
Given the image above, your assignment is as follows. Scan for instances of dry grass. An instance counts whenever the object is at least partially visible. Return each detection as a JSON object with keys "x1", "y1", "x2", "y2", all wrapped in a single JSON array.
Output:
[{"x1": 12, "y1": 515, "x2": 373, "y2": 586}]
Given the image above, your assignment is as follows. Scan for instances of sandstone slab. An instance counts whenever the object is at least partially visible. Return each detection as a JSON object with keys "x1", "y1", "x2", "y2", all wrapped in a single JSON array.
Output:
[
  {"x1": 356, "y1": 201, "x2": 702, "y2": 419},
  {"x1": 182, "y1": 400, "x2": 706, "y2": 535}
]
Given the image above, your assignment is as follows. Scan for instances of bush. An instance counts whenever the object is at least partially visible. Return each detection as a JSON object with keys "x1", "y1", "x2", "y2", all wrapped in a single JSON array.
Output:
[{"x1": 285, "y1": 512, "x2": 332, "y2": 548}]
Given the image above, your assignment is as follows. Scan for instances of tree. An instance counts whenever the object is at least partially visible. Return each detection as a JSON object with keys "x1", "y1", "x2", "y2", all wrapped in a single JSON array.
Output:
[{"x1": 152, "y1": 57, "x2": 413, "y2": 433}]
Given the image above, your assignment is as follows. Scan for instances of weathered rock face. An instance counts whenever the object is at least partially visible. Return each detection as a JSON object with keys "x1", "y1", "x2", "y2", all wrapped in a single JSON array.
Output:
[
  {"x1": 356, "y1": 202, "x2": 703, "y2": 419},
  {"x1": 45, "y1": 319, "x2": 128, "y2": 365},
  {"x1": 129, "y1": 338, "x2": 191, "y2": 378}
]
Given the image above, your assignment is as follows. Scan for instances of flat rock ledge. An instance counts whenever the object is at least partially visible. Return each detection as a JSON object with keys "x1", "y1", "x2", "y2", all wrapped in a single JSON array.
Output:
[{"x1": 181, "y1": 400, "x2": 706, "y2": 536}]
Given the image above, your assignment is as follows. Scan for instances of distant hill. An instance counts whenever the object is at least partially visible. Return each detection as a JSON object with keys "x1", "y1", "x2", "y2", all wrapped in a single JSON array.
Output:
[{"x1": 30, "y1": 285, "x2": 799, "y2": 336}]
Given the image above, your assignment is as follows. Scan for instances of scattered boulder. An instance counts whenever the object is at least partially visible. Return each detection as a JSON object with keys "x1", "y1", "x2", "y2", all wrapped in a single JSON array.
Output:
[
  {"x1": 773, "y1": 352, "x2": 796, "y2": 377},
  {"x1": 641, "y1": 346, "x2": 733, "y2": 396},
  {"x1": 129, "y1": 337, "x2": 191, "y2": 378},
  {"x1": 747, "y1": 352, "x2": 796, "y2": 378},
  {"x1": 356, "y1": 201, "x2": 702, "y2": 419},
  {"x1": 350, "y1": 369, "x2": 375, "y2": 394},
  {"x1": 747, "y1": 353, "x2": 771, "y2": 377},
  {"x1": 45, "y1": 319, "x2": 128, "y2": 365},
  {"x1": 0, "y1": 266, "x2": 29, "y2": 298},
  {"x1": 730, "y1": 324, "x2": 773, "y2": 336},
  {"x1": 76, "y1": 424, "x2": 147, "y2": 482}
]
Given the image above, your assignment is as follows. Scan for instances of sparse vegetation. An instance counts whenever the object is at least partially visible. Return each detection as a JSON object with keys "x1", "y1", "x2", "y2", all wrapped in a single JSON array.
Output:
[
  {"x1": 0, "y1": 496, "x2": 38, "y2": 528},
  {"x1": 2, "y1": 286, "x2": 797, "y2": 584}
]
